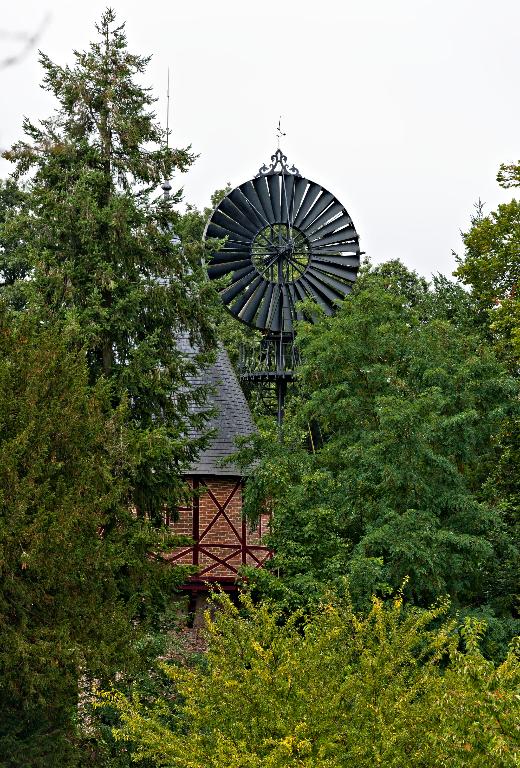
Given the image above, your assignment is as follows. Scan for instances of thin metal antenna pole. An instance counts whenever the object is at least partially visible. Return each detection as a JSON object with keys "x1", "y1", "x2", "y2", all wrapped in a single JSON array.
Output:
[
  {"x1": 166, "y1": 68, "x2": 170, "y2": 150},
  {"x1": 162, "y1": 68, "x2": 172, "y2": 199}
]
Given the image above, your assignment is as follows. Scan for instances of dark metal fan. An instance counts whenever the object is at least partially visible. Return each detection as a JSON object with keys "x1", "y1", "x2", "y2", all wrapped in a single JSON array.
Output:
[
  {"x1": 203, "y1": 149, "x2": 361, "y2": 427},
  {"x1": 204, "y1": 149, "x2": 360, "y2": 334}
]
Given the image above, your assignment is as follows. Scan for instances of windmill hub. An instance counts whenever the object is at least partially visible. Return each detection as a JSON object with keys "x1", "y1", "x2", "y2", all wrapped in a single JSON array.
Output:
[{"x1": 251, "y1": 223, "x2": 310, "y2": 284}]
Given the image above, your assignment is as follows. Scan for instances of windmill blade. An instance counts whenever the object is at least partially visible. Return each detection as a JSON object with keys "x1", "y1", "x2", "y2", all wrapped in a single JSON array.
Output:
[
  {"x1": 208, "y1": 249, "x2": 250, "y2": 265},
  {"x1": 229, "y1": 188, "x2": 266, "y2": 230},
  {"x1": 220, "y1": 268, "x2": 257, "y2": 304},
  {"x1": 302, "y1": 271, "x2": 345, "y2": 306},
  {"x1": 307, "y1": 202, "x2": 352, "y2": 237},
  {"x1": 239, "y1": 182, "x2": 272, "y2": 228},
  {"x1": 294, "y1": 182, "x2": 321, "y2": 228},
  {"x1": 298, "y1": 191, "x2": 335, "y2": 231},
  {"x1": 253, "y1": 176, "x2": 275, "y2": 223},
  {"x1": 309, "y1": 227, "x2": 359, "y2": 248},
  {"x1": 312, "y1": 254, "x2": 360, "y2": 268},
  {"x1": 256, "y1": 282, "x2": 275, "y2": 329},
  {"x1": 311, "y1": 244, "x2": 360, "y2": 256},
  {"x1": 293, "y1": 279, "x2": 308, "y2": 305},
  {"x1": 309, "y1": 261, "x2": 358, "y2": 281},
  {"x1": 267, "y1": 284, "x2": 282, "y2": 332},
  {"x1": 212, "y1": 210, "x2": 255, "y2": 240},
  {"x1": 305, "y1": 204, "x2": 348, "y2": 236},
  {"x1": 239, "y1": 280, "x2": 269, "y2": 325},
  {"x1": 306, "y1": 266, "x2": 354, "y2": 297},
  {"x1": 291, "y1": 177, "x2": 308, "y2": 226},
  {"x1": 268, "y1": 174, "x2": 281, "y2": 222},
  {"x1": 207, "y1": 259, "x2": 251, "y2": 278},
  {"x1": 206, "y1": 222, "x2": 250, "y2": 244},
  {"x1": 298, "y1": 276, "x2": 334, "y2": 315},
  {"x1": 287, "y1": 283, "x2": 305, "y2": 322},
  {"x1": 280, "y1": 284, "x2": 293, "y2": 333},
  {"x1": 219, "y1": 196, "x2": 259, "y2": 235},
  {"x1": 230, "y1": 275, "x2": 263, "y2": 315}
]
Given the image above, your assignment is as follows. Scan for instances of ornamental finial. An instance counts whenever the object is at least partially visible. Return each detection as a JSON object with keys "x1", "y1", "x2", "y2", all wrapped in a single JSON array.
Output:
[{"x1": 256, "y1": 148, "x2": 300, "y2": 177}]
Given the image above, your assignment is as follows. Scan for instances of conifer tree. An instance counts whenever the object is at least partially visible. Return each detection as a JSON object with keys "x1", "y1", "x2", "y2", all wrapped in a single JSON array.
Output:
[
  {"x1": 2, "y1": 9, "x2": 218, "y2": 518},
  {"x1": 0, "y1": 305, "x2": 191, "y2": 767}
]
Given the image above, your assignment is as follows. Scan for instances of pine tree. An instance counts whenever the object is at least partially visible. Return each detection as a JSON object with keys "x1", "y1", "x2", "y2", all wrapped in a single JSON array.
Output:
[
  {"x1": 0, "y1": 305, "x2": 191, "y2": 767},
  {"x1": 2, "y1": 9, "x2": 218, "y2": 518}
]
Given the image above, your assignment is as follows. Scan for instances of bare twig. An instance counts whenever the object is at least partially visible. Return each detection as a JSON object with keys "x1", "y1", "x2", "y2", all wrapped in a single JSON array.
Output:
[{"x1": 0, "y1": 14, "x2": 50, "y2": 70}]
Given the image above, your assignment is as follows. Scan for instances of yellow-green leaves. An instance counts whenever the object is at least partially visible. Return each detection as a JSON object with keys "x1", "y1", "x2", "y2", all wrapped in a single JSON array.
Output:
[{"x1": 106, "y1": 593, "x2": 520, "y2": 768}]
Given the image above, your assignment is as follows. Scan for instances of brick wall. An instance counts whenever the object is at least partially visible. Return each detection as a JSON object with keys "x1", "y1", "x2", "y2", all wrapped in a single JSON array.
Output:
[{"x1": 167, "y1": 476, "x2": 271, "y2": 582}]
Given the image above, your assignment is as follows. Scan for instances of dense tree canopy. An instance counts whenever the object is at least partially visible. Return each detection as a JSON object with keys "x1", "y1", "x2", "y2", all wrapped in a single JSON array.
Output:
[
  {"x1": 0, "y1": 10, "x2": 219, "y2": 518},
  {"x1": 0, "y1": 306, "x2": 192, "y2": 767},
  {"x1": 0, "y1": 8, "x2": 518, "y2": 765},
  {"x1": 237, "y1": 262, "x2": 519, "y2": 656},
  {"x1": 105, "y1": 593, "x2": 520, "y2": 768}
]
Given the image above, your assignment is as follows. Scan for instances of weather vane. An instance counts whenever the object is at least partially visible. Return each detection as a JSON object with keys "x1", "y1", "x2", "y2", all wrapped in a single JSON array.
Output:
[{"x1": 276, "y1": 116, "x2": 286, "y2": 149}]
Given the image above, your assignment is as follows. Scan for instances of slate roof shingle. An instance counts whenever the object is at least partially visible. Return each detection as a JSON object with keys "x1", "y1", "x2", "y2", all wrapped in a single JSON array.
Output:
[{"x1": 178, "y1": 336, "x2": 256, "y2": 476}]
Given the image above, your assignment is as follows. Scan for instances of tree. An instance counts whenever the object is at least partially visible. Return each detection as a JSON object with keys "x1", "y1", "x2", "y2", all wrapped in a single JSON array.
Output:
[
  {"x1": 0, "y1": 178, "x2": 29, "y2": 309},
  {"x1": 1, "y1": 9, "x2": 218, "y2": 518},
  {"x1": 238, "y1": 262, "x2": 519, "y2": 654},
  {"x1": 104, "y1": 592, "x2": 520, "y2": 768},
  {"x1": 455, "y1": 171, "x2": 520, "y2": 368},
  {"x1": 454, "y1": 167, "x2": 520, "y2": 621},
  {"x1": 0, "y1": 306, "x2": 191, "y2": 767}
]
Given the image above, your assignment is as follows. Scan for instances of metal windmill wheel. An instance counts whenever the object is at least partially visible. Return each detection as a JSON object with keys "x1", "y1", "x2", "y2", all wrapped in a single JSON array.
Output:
[
  {"x1": 204, "y1": 149, "x2": 361, "y2": 426},
  {"x1": 204, "y1": 149, "x2": 361, "y2": 335}
]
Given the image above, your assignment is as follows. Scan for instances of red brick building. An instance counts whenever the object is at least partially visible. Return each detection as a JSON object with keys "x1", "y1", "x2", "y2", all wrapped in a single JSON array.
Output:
[{"x1": 166, "y1": 342, "x2": 270, "y2": 593}]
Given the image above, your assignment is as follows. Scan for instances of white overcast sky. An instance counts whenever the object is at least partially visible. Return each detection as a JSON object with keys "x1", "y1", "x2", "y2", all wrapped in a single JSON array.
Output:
[{"x1": 1, "y1": 0, "x2": 519, "y2": 278}]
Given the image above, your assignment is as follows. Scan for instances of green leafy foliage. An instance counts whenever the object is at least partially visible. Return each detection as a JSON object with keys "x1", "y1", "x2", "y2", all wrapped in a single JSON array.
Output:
[
  {"x1": 104, "y1": 592, "x2": 520, "y2": 767},
  {"x1": 455, "y1": 176, "x2": 520, "y2": 368},
  {"x1": 237, "y1": 262, "x2": 519, "y2": 654}
]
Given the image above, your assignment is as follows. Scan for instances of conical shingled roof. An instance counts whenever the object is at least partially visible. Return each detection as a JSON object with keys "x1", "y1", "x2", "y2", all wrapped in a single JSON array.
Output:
[{"x1": 178, "y1": 336, "x2": 256, "y2": 476}]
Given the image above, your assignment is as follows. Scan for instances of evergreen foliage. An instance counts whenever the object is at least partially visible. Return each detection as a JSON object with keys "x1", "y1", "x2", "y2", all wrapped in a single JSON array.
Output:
[
  {"x1": 456, "y1": 167, "x2": 520, "y2": 368},
  {"x1": 1, "y1": 10, "x2": 218, "y2": 518},
  {"x1": 0, "y1": 307, "x2": 189, "y2": 767}
]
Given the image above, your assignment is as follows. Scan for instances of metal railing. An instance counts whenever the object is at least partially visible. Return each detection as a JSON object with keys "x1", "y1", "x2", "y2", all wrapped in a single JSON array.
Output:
[{"x1": 238, "y1": 337, "x2": 300, "y2": 380}]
